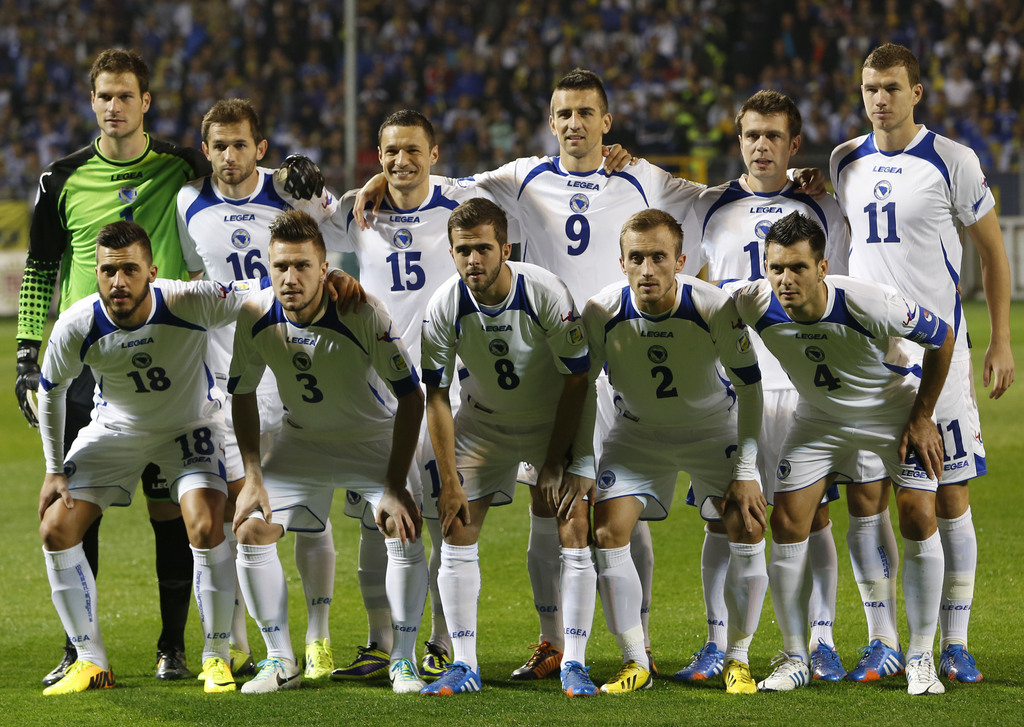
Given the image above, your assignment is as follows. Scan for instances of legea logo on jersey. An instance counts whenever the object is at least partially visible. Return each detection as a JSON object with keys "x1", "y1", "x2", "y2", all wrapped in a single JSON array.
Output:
[
  {"x1": 754, "y1": 220, "x2": 773, "y2": 239},
  {"x1": 597, "y1": 470, "x2": 616, "y2": 490},
  {"x1": 569, "y1": 194, "x2": 590, "y2": 213},
  {"x1": 647, "y1": 345, "x2": 668, "y2": 364},
  {"x1": 566, "y1": 324, "x2": 584, "y2": 346},
  {"x1": 873, "y1": 180, "x2": 892, "y2": 200},
  {"x1": 777, "y1": 459, "x2": 791, "y2": 480},
  {"x1": 118, "y1": 186, "x2": 138, "y2": 205},
  {"x1": 231, "y1": 229, "x2": 251, "y2": 249},
  {"x1": 132, "y1": 352, "x2": 153, "y2": 368},
  {"x1": 804, "y1": 346, "x2": 825, "y2": 362},
  {"x1": 292, "y1": 352, "x2": 313, "y2": 371},
  {"x1": 393, "y1": 229, "x2": 413, "y2": 249},
  {"x1": 488, "y1": 339, "x2": 509, "y2": 357}
]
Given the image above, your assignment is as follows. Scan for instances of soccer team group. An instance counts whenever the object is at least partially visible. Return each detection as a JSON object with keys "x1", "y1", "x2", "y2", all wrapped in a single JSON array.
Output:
[{"x1": 16, "y1": 41, "x2": 1014, "y2": 700}]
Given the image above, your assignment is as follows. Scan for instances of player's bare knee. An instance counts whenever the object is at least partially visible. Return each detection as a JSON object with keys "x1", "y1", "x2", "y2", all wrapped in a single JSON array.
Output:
[
  {"x1": 896, "y1": 494, "x2": 937, "y2": 541},
  {"x1": 935, "y1": 482, "x2": 970, "y2": 519},
  {"x1": 768, "y1": 504, "x2": 807, "y2": 543},
  {"x1": 810, "y1": 503, "x2": 831, "y2": 531},
  {"x1": 593, "y1": 521, "x2": 628, "y2": 550}
]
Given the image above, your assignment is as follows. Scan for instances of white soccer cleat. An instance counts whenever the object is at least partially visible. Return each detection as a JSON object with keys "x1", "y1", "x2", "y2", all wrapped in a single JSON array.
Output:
[
  {"x1": 906, "y1": 652, "x2": 945, "y2": 696},
  {"x1": 389, "y1": 658, "x2": 428, "y2": 693},
  {"x1": 240, "y1": 657, "x2": 301, "y2": 694},
  {"x1": 757, "y1": 652, "x2": 810, "y2": 692}
]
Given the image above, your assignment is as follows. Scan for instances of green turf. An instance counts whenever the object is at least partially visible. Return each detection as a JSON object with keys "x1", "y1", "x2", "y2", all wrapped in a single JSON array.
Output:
[{"x1": 2, "y1": 302, "x2": 1022, "y2": 725}]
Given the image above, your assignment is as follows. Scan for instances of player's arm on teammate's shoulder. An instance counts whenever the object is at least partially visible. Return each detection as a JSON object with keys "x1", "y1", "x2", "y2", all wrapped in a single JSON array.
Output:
[
  {"x1": 965, "y1": 209, "x2": 1015, "y2": 398},
  {"x1": 324, "y1": 268, "x2": 366, "y2": 314},
  {"x1": 376, "y1": 386, "x2": 425, "y2": 543},
  {"x1": 352, "y1": 173, "x2": 389, "y2": 230},
  {"x1": 900, "y1": 322, "x2": 955, "y2": 479},
  {"x1": 601, "y1": 143, "x2": 637, "y2": 173},
  {"x1": 788, "y1": 167, "x2": 827, "y2": 197},
  {"x1": 231, "y1": 390, "x2": 271, "y2": 531},
  {"x1": 425, "y1": 384, "x2": 470, "y2": 537}
]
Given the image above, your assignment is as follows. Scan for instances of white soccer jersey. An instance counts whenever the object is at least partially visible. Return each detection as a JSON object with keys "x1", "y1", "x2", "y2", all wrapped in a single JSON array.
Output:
[
  {"x1": 176, "y1": 168, "x2": 338, "y2": 386},
  {"x1": 830, "y1": 126, "x2": 994, "y2": 361},
  {"x1": 695, "y1": 177, "x2": 850, "y2": 390},
  {"x1": 452, "y1": 156, "x2": 704, "y2": 302},
  {"x1": 229, "y1": 288, "x2": 418, "y2": 441},
  {"x1": 38, "y1": 278, "x2": 256, "y2": 470},
  {"x1": 421, "y1": 261, "x2": 589, "y2": 425},
  {"x1": 584, "y1": 275, "x2": 760, "y2": 426},
  {"x1": 326, "y1": 181, "x2": 484, "y2": 364},
  {"x1": 732, "y1": 276, "x2": 949, "y2": 420}
]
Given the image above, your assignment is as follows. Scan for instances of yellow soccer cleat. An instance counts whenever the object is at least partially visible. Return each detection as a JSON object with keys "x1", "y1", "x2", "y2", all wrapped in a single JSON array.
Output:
[
  {"x1": 43, "y1": 660, "x2": 115, "y2": 695},
  {"x1": 724, "y1": 659, "x2": 757, "y2": 694},
  {"x1": 303, "y1": 638, "x2": 334, "y2": 680},
  {"x1": 202, "y1": 656, "x2": 237, "y2": 693},
  {"x1": 599, "y1": 660, "x2": 652, "y2": 694}
]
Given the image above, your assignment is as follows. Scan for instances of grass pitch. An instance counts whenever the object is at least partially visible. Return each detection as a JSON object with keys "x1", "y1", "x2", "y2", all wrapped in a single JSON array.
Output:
[{"x1": 2, "y1": 302, "x2": 1022, "y2": 725}]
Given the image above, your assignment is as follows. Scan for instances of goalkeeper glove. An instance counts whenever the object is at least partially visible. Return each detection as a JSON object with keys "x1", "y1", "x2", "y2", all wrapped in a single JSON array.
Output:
[{"x1": 16, "y1": 339, "x2": 40, "y2": 427}]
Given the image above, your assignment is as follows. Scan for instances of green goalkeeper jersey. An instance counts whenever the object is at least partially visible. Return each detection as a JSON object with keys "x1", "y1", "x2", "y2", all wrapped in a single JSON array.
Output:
[{"x1": 17, "y1": 134, "x2": 211, "y2": 342}]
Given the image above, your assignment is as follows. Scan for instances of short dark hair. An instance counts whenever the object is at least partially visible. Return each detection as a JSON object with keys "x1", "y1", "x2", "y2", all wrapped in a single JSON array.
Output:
[
  {"x1": 96, "y1": 220, "x2": 153, "y2": 264},
  {"x1": 619, "y1": 209, "x2": 684, "y2": 258},
  {"x1": 378, "y1": 109, "x2": 436, "y2": 148},
  {"x1": 765, "y1": 212, "x2": 826, "y2": 261},
  {"x1": 863, "y1": 43, "x2": 921, "y2": 88},
  {"x1": 269, "y1": 209, "x2": 326, "y2": 259},
  {"x1": 447, "y1": 198, "x2": 508, "y2": 246},
  {"x1": 90, "y1": 49, "x2": 150, "y2": 95},
  {"x1": 736, "y1": 89, "x2": 802, "y2": 138},
  {"x1": 552, "y1": 68, "x2": 609, "y2": 115},
  {"x1": 202, "y1": 99, "x2": 264, "y2": 144}
]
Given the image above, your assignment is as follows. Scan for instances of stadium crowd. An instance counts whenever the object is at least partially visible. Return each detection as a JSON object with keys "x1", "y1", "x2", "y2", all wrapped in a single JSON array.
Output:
[{"x1": 2, "y1": 0, "x2": 1023, "y2": 200}]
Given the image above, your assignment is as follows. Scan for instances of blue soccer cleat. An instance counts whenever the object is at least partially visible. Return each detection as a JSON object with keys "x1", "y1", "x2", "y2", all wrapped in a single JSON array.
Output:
[
  {"x1": 939, "y1": 644, "x2": 983, "y2": 683},
  {"x1": 560, "y1": 661, "x2": 598, "y2": 697},
  {"x1": 810, "y1": 639, "x2": 847, "y2": 681},
  {"x1": 420, "y1": 661, "x2": 482, "y2": 695},
  {"x1": 846, "y1": 639, "x2": 905, "y2": 682},
  {"x1": 673, "y1": 642, "x2": 725, "y2": 682}
]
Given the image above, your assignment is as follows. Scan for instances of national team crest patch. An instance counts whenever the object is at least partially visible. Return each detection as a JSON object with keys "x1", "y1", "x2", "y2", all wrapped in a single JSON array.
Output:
[
  {"x1": 597, "y1": 470, "x2": 616, "y2": 490},
  {"x1": 231, "y1": 229, "x2": 251, "y2": 249},
  {"x1": 647, "y1": 345, "x2": 668, "y2": 364},
  {"x1": 754, "y1": 220, "x2": 772, "y2": 239},
  {"x1": 488, "y1": 339, "x2": 509, "y2": 357},
  {"x1": 777, "y1": 459, "x2": 791, "y2": 480},
  {"x1": 873, "y1": 180, "x2": 892, "y2": 200},
  {"x1": 118, "y1": 186, "x2": 138, "y2": 204},
  {"x1": 569, "y1": 194, "x2": 590, "y2": 213},
  {"x1": 804, "y1": 346, "x2": 825, "y2": 362},
  {"x1": 64, "y1": 461, "x2": 77, "y2": 477},
  {"x1": 393, "y1": 229, "x2": 413, "y2": 249},
  {"x1": 131, "y1": 352, "x2": 152, "y2": 368},
  {"x1": 292, "y1": 352, "x2": 313, "y2": 371}
]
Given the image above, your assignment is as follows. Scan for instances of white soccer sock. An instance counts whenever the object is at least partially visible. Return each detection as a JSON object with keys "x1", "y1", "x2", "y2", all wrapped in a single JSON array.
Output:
[
  {"x1": 438, "y1": 542, "x2": 480, "y2": 669},
  {"x1": 724, "y1": 539, "x2": 768, "y2": 664},
  {"x1": 807, "y1": 520, "x2": 839, "y2": 647},
  {"x1": 425, "y1": 519, "x2": 450, "y2": 650},
  {"x1": 527, "y1": 511, "x2": 563, "y2": 649},
  {"x1": 596, "y1": 545, "x2": 648, "y2": 669},
  {"x1": 236, "y1": 542, "x2": 293, "y2": 661},
  {"x1": 192, "y1": 540, "x2": 235, "y2": 662},
  {"x1": 560, "y1": 546, "x2": 596, "y2": 667},
  {"x1": 385, "y1": 537, "x2": 428, "y2": 663},
  {"x1": 937, "y1": 507, "x2": 977, "y2": 648},
  {"x1": 222, "y1": 523, "x2": 250, "y2": 654},
  {"x1": 846, "y1": 511, "x2": 900, "y2": 648},
  {"x1": 903, "y1": 531, "x2": 944, "y2": 657},
  {"x1": 295, "y1": 521, "x2": 336, "y2": 644},
  {"x1": 767, "y1": 539, "x2": 811, "y2": 662},
  {"x1": 358, "y1": 526, "x2": 393, "y2": 653},
  {"x1": 44, "y1": 544, "x2": 107, "y2": 670},
  {"x1": 700, "y1": 526, "x2": 731, "y2": 647},
  {"x1": 630, "y1": 520, "x2": 655, "y2": 647}
]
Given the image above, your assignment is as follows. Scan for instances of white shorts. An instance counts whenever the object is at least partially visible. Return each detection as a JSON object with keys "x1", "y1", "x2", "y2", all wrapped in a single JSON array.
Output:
[
  {"x1": 256, "y1": 426, "x2": 404, "y2": 532},
  {"x1": 62, "y1": 419, "x2": 228, "y2": 511},
  {"x1": 776, "y1": 408, "x2": 938, "y2": 494},
  {"x1": 221, "y1": 389, "x2": 284, "y2": 482},
  {"x1": 595, "y1": 413, "x2": 746, "y2": 522},
  {"x1": 849, "y1": 357, "x2": 985, "y2": 486},
  {"x1": 760, "y1": 389, "x2": 838, "y2": 506}
]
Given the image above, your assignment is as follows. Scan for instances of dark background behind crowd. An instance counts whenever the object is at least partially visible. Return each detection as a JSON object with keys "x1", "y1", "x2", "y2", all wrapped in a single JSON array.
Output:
[{"x1": 2, "y1": 0, "x2": 1022, "y2": 209}]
